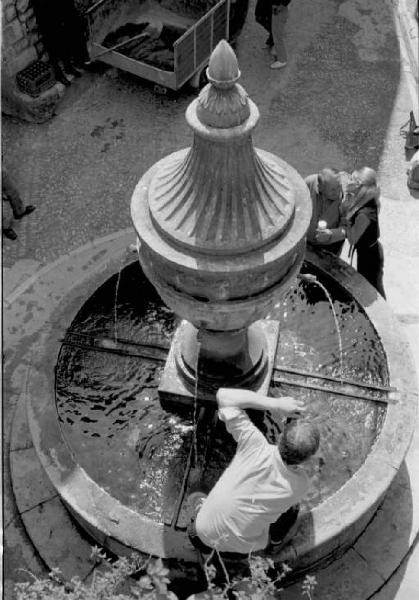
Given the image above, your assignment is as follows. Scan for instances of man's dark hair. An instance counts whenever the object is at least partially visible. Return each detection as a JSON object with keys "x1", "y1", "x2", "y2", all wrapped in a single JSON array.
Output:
[
  {"x1": 318, "y1": 167, "x2": 339, "y2": 183},
  {"x1": 278, "y1": 420, "x2": 320, "y2": 465}
]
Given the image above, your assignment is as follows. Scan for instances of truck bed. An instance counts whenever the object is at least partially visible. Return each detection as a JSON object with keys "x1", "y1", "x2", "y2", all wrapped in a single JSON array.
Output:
[{"x1": 86, "y1": 0, "x2": 229, "y2": 90}]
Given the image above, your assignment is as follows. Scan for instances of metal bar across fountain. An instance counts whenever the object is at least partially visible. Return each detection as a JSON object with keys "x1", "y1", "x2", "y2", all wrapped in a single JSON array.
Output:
[{"x1": 61, "y1": 331, "x2": 397, "y2": 403}]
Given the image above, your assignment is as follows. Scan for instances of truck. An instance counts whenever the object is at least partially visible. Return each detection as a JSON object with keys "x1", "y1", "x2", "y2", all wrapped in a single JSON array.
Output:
[{"x1": 86, "y1": 0, "x2": 249, "y2": 92}]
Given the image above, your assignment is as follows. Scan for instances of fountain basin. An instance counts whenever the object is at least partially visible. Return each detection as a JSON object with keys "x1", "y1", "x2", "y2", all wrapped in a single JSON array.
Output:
[{"x1": 23, "y1": 237, "x2": 417, "y2": 574}]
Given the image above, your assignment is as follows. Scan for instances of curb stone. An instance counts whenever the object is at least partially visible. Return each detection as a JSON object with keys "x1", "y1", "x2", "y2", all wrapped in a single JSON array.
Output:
[{"x1": 395, "y1": 0, "x2": 419, "y2": 88}]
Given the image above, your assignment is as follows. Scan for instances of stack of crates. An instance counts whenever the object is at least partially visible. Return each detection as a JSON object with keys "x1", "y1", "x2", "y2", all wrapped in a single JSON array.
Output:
[{"x1": 16, "y1": 60, "x2": 55, "y2": 97}]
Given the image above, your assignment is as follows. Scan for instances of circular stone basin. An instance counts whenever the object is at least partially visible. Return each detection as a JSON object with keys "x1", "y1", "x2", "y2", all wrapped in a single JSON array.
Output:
[
  {"x1": 26, "y1": 243, "x2": 417, "y2": 572},
  {"x1": 56, "y1": 262, "x2": 386, "y2": 529}
]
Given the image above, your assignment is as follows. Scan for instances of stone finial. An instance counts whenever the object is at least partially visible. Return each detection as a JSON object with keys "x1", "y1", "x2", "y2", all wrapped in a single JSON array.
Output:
[
  {"x1": 207, "y1": 40, "x2": 240, "y2": 87},
  {"x1": 196, "y1": 40, "x2": 249, "y2": 128},
  {"x1": 142, "y1": 40, "x2": 297, "y2": 255}
]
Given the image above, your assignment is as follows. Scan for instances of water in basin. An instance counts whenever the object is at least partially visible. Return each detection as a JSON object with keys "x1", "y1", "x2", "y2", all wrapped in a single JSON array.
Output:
[{"x1": 56, "y1": 261, "x2": 387, "y2": 527}]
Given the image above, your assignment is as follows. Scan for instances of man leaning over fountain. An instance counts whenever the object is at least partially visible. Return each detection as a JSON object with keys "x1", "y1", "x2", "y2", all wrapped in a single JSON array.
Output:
[{"x1": 187, "y1": 388, "x2": 320, "y2": 557}]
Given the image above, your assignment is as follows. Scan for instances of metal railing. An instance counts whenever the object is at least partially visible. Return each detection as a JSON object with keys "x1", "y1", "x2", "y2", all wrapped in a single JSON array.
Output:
[{"x1": 174, "y1": 0, "x2": 230, "y2": 87}]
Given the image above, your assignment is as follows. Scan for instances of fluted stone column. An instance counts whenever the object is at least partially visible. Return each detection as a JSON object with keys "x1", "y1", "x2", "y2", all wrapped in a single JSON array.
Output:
[{"x1": 131, "y1": 40, "x2": 312, "y2": 403}]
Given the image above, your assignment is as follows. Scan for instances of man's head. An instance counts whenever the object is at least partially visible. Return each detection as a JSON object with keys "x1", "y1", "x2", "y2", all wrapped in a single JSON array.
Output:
[
  {"x1": 346, "y1": 167, "x2": 380, "y2": 206},
  {"x1": 318, "y1": 168, "x2": 341, "y2": 201},
  {"x1": 351, "y1": 166, "x2": 377, "y2": 188},
  {"x1": 278, "y1": 420, "x2": 320, "y2": 466}
]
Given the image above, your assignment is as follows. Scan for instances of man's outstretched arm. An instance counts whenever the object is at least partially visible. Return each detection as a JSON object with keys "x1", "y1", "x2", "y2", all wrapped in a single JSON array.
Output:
[{"x1": 216, "y1": 388, "x2": 306, "y2": 418}]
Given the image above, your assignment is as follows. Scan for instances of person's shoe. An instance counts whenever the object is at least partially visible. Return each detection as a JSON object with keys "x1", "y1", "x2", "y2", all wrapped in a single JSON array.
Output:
[
  {"x1": 56, "y1": 72, "x2": 71, "y2": 86},
  {"x1": 3, "y1": 228, "x2": 18, "y2": 240},
  {"x1": 15, "y1": 205, "x2": 36, "y2": 219},
  {"x1": 66, "y1": 65, "x2": 82, "y2": 78},
  {"x1": 270, "y1": 61, "x2": 287, "y2": 69}
]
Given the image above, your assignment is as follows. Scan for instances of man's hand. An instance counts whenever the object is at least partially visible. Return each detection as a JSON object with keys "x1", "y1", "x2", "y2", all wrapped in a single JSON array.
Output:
[
  {"x1": 270, "y1": 395, "x2": 306, "y2": 418},
  {"x1": 315, "y1": 228, "x2": 332, "y2": 244}
]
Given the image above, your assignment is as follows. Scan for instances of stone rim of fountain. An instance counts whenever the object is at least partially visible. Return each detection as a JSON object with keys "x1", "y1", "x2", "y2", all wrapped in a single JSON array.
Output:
[{"x1": 19, "y1": 240, "x2": 417, "y2": 570}]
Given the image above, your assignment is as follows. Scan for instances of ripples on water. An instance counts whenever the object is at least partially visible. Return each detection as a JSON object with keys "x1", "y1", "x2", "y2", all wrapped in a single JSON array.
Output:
[{"x1": 56, "y1": 262, "x2": 387, "y2": 524}]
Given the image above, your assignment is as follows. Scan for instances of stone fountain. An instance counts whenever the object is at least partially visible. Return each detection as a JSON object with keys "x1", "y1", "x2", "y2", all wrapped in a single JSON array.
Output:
[
  {"x1": 19, "y1": 39, "x2": 417, "y2": 587},
  {"x1": 131, "y1": 40, "x2": 311, "y2": 405}
]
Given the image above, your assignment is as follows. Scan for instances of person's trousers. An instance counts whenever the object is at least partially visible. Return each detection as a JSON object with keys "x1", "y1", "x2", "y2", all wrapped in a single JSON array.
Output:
[
  {"x1": 2, "y1": 172, "x2": 25, "y2": 219},
  {"x1": 357, "y1": 241, "x2": 386, "y2": 299},
  {"x1": 2, "y1": 200, "x2": 14, "y2": 230},
  {"x1": 271, "y1": 5, "x2": 289, "y2": 62},
  {"x1": 187, "y1": 505, "x2": 300, "y2": 558}
]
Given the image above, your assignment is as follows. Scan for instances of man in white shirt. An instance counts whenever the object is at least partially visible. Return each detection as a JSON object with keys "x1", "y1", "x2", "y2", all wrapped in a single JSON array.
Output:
[{"x1": 188, "y1": 388, "x2": 320, "y2": 557}]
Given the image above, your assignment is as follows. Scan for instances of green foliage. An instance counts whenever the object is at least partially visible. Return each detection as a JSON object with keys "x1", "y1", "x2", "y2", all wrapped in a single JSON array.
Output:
[
  {"x1": 14, "y1": 547, "x2": 176, "y2": 600},
  {"x1": 199, "y1": 551, "x2": 317, "y2": 600},
  {"x1": 301, "y1": 575, "x2": 317, "y2": 600},
  {"x1": 13, "y1": 546, "x2": 317, "y2": 600}
]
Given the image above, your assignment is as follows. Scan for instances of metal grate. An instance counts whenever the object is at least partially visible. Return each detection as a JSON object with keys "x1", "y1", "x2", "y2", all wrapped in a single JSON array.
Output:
[{"x1": 16, "y1": 60, "x2": 55, "y2": 97}]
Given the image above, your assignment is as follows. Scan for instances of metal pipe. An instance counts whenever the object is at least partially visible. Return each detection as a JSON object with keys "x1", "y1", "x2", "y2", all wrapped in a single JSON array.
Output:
[
  {"x1": 273, "y1": 365, "x2": 395, "y2": 393},
  {"x1": 271, "y1": 375, "x2": 397, "y2": 404},
  {"x1": 61, "y1": 340, "x2": 166, "y2": 362},
  {"x1": 170, "y1": 406, "x2": 207, "y2": 528}
]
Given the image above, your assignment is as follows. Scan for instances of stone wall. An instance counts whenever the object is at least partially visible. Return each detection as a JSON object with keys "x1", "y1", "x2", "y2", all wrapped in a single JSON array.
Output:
[
  {"x1": 1, "y1": 0, "x2": 64, "y2": 123},
  {"x1": 2, "y1": 0, "x2": 44, "y2": 77}
]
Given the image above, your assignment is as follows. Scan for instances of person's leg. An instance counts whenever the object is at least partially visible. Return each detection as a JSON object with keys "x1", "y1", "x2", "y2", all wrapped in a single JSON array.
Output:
[
  {"x1": 186, "y1": 492, "x2": 211, "y2": 553},
  {"x1": 2, "y1": 200, "x2": 18, "y2": 240},
  {"x1": 60, "y1": 24, "x2": 83, "y2": 78},
  {"x1": 266, "y1": 31, "x2": 274, "y2": 47},
  {"x1": 2, "y1": 172, "x2": 36, "y2": 219},
  {"x1": 34, "y1": 10, "x2": 72, "y2": 85},
  {"x1": 187, "y1": 518, "x2": 213, "y2": 554},
  {"x1": 255, "y1": 0, "x2": 273, "y2": 41},
  {"x1": 2, "y1": 172, "x2": 24, "y2": 218},
  {"x1": 375, "y1": 242, "x2": 386, "y2": 299},
  {"x1": 271, "y1": 5, "x2": 289, "y2": 66},
  {"x1": 268, "y1": 504, "x2": 300, "y2": 548},
  {"x1": 70, "y1": 15, "x2": 90, "y2": 66},
  {"x1": 357, "y1": 245, "x2": 386, "y2": 298}
]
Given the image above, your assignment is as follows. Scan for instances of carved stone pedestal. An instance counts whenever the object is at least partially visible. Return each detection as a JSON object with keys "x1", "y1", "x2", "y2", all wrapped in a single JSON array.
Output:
[{"x1": 159, "y1": 319, "x2": 280, "y2": 405}]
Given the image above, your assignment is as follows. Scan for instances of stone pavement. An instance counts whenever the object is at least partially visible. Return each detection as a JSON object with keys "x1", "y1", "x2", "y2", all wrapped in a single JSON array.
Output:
[
  {"x1": 2, "y1": 0, "x2": 419, "y2": 598},
  {"x1": 397, "y1": 0, "x2": 418, "y2": 88}
]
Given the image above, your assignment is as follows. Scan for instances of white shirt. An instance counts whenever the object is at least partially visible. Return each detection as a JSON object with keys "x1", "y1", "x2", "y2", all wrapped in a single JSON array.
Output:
[{"x1": 195, "y1": 407, "x2": 309, "y2": 554}]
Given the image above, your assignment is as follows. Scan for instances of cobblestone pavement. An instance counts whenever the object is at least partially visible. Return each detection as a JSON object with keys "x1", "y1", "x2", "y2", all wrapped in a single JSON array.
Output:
[
  {"x1": 3, "y1": 0, "x2": 418, "y2": 272},
  {"x1": 2, "y1": 0, "x2": 419, "y2": 598}
]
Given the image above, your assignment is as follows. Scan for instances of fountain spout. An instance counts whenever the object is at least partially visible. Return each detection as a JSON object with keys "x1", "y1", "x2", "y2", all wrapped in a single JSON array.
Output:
[{"x1": 131, "y1": 40, "x2": 312, "y2": 404}]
